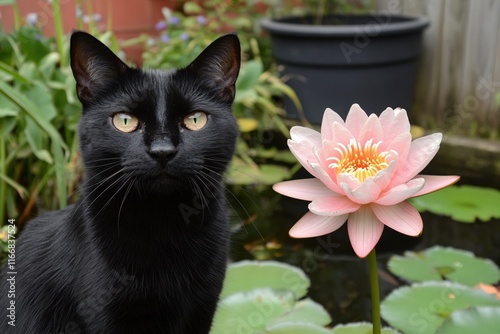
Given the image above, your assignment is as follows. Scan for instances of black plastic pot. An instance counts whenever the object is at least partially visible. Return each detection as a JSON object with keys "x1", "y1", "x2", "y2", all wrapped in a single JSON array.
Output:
[{"x1": 261, "y1": 14, "x2": 430, "y2": 123}]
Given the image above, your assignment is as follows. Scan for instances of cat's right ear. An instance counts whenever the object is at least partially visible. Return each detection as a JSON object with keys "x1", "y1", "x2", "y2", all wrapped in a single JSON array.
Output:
[{"x1": 70, "y1": 31, "x2": 129, "y2": 105}]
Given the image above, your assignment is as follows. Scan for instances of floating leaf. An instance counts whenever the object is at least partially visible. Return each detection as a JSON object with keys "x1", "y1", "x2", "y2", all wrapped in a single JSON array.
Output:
[
  {"x1": 272, "y1": 298, "x2": 331, "y2": 326},
  {"x1": 265, "y1": 322, "x2": 332, "y2": 334},
  {"x1": 220, "y1": 261, "x2": 310, "y2": 300},
  {"x1": 436, "y1": 306, "x2": 500, "y2": 333},
  {"x1": 331, "y1": 322, "x2": 401, "y2": 334},
  {"x1": 388, "y1": 246, "x2": 500, "y2": 286},
  {"x1": 381, "y1": 282, "x2": 500, "y2": 334},
  {"x1": 410, "y1": 185, "x2": 500, "y2": 223},
  {"x1": 210, "y1": 288, "x2": 295, "y2": 334}
]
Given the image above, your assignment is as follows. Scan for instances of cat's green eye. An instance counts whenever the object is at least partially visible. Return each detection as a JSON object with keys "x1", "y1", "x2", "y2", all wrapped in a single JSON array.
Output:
[
  {"x1": 112, "y1": 113, "x2": 139, "y2": 133},
  {"x1": 183, "y1": 111, "x2": 208, "y2": 131}
]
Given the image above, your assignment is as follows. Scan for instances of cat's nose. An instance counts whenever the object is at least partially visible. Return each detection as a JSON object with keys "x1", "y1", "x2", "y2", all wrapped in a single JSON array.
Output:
[{"x1": 148, "y1": 138, "x2": 177, "y2": 164}]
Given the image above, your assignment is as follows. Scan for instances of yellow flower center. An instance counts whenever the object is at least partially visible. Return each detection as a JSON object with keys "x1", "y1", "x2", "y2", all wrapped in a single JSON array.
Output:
[{"x1": 327, "y1": 138, "x2": 389, "y2": 182}]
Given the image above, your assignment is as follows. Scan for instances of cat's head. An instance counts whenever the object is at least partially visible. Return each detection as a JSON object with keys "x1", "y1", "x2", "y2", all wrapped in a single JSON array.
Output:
[{"x1": 70, "y1": 32, "x2": 240, "y2": 194}]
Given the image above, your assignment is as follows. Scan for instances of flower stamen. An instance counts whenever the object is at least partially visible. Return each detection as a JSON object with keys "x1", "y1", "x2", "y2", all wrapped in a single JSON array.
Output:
[{"x1": 327, "y1": 138, "x2": 389, "y2": 182}]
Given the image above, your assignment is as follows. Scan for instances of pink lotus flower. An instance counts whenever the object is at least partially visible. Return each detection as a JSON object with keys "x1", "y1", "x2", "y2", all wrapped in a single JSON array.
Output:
[{"x1": 273, "y1": 104, "x2": 459, "y2": 258}]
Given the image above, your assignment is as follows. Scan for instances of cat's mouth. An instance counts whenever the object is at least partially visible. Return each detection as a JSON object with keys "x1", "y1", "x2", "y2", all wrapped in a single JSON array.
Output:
[{"x1": 140, "y1": 170, "x2": 187, "y2": 193}]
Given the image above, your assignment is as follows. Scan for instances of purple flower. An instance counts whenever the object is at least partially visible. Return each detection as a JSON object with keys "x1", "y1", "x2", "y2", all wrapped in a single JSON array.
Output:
[
  {"x1": 169, "y1": 16, "x2": 180, "y2": 25},
  {"x1": 180, "y1": 33, "x2": 189, "y2": 41},
  {"x1": 160, "y1": 34, "x2": 170, "y2": 44},
  {"x1": 155, "y1": 21, "x2": 167, "y2": 31},
  {"x1": 197, "y1": 15, "x2": 207, "y2": 25}
]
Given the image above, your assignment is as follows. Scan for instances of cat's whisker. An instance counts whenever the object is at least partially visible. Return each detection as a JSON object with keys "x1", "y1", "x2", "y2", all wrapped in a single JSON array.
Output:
[
  {"x1": 188, "y1": 177, "x2": 207, "y2": 224},
  {"x1": 198, "y1": 169, "x2": 264, "y2": 240},
  {"x1": 70, "y1": 168, "x2": 126, "y2": 221},
  {"x1": 68, "y1": 162, "x2": 122, "y2": 199},
  {"x1": 93, "y1": 173, "x2": 132, "y2": 219},
  {"x1": 117, "y1": 178, "x2": 135, "y2": 234}
]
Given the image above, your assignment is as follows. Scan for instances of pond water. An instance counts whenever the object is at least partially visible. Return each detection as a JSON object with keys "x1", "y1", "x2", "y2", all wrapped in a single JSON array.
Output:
[{"x1": 227, "y1": 185, "x2": 500, "y2": 325}]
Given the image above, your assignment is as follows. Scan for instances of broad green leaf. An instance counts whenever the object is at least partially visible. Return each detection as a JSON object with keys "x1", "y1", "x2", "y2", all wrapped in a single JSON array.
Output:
[
  {"x1": 25, "y1": 81, "x2": 57, "y2": 121},
  {"x1": 272, "y1": 299, "x2": 331, "y2": 326},
  {"x1": 0, "y1": 80, "x2": 67, "y2": 152},
  {"x1": 0, "y1": 117, "x2": 16, "y2": 136},
  {"x1": 221, "y1": 261, "x2": 310, "y2": 300},
  {"x1": 226, "y1": 160, "x2": 291, "y2": 185},
  {"x1": 39, "y1": 52, "x2": 60, "y2": 80},
  {"x1": 388, "y1": 246, "x2": 500, "y2": 286},
  {"x1": 331, "y1": 322, "x2": 401, "y2": 334},
  {"x1": 211, "y1": 288, "x2": 295, "y2": 334},
  {"x1": 0, "y1": 61, "x2": 30, "y2": 84},
  {"x1": 0, "y1": 108, "x2": 18, "y2": 117},
  {"x1": 381, "y1": 282, "x2": 500, "y2": 334},
  {"x1": 410, "y1": 185, "x2": 500, "y2": 222},
  {"x1": 25, "y1": 118, "x2": 53, "y2": 164},
  {"x1": 273, "y1": 151, "x2": 297, "y2": 164},
  {"x1": 265, "y1": 322, "x2": 332, "y2": 334},
  {"x1": 436, "y1": 306, "x2": 500, "y2": 334},
  {"x1": 236, "y1": 60, "x2": 263, "y2": 91},
  {"x1": 259, "y1": 164, "x2": 292, "y2": 184}
]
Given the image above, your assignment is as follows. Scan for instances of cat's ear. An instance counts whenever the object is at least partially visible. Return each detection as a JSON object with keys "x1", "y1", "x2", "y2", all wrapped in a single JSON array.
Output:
[
  {"x1": 187, "y1": 34, "x2": 241, "y2": 102},
  {"x1": 70, "y1": 31, "x2": 129, "y2": 104}
]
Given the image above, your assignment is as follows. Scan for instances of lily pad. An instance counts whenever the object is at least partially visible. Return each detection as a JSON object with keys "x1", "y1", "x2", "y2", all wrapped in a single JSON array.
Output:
[
  {"x1": 264, "y1": 322, "x2": 331, "y2": 334},
  {"x1": 211, "y1": 288, "x2": 295, "y2": 334},
  {"x1": 410, "y1": 185, "x2": 500, "y2": 223},
  {"x1": 220, "y1": 260, "x2": 310, "y2": 299},
  {"x1": 388, "y1": 246, "x2": 500, "y2": 286},
  {"x1": 436, "y1": 306, "x2": 500, "y2": 334},
  {"x1": 331, "y1": 322, "x2": 401, "y2": 334},
  {"x1": 272, "y1": 298, "x2": 331, "y2": 326},
  {"x1": 381, "y1": 281, "x2": 500, "y2": 334},
  {"x1": 265, "y1": 322, "x2": 332, "y2": 334}
]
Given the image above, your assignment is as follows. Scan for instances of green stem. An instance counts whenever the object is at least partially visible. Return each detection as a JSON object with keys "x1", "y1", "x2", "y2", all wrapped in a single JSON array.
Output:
[
  {"x1": 368, "y1": 248, "x2": 382, "y2": 334},
  {"x1": 12, "y1": 0, "x2": 22, "y2": 30},
  {"x1": 0, "y1": 129, "x2": 6, "y2": 225},
  {"x1": 52, "y1": 0, "x2": 66, "y2": 67}
]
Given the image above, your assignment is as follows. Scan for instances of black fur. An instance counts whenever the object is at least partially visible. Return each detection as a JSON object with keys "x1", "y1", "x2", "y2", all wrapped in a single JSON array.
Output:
[{"x1": 0, "y1": 31, "x2": 240, "y2": 333}]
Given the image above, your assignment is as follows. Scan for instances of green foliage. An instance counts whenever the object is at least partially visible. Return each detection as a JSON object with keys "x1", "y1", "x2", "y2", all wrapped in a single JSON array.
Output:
[
  {"x1": 0, "y1": 26, "x2": 80, "y2": 223},
  {"x1": 387, "y1": 246, "x2": 500, "y2": 287},
  {"x1": 382, "y1": 247, "x2": 500, "y2": 334},
  {"x1": 331, "y1": 322, "x2": 400, "y2": 334},
  {"x1": 381, "y1": 282, "x2": 500, "y2": 334},
  {"x1": 220, "y1": 260, "x2": 310, "y2": 299},
  {"x1": 410, "y1": 185, "x2": 500, "y2": 223},
  {"x1": 436, "y1": 306, "x2": 500, "y2": 334},
  {"x1": 211, "y1": 260, "x2": 332, "y2": 334}
]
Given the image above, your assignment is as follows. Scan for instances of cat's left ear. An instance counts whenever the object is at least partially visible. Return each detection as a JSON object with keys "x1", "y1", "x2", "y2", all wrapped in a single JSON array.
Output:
[{"x1": 187, "y1": 34, "x2": 241, "y2": 102}]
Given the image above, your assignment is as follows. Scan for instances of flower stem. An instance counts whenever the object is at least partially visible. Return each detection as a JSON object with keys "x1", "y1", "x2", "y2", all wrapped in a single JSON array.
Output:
[{"x1": 368, "y1": 248, "x2": 382, "y2": 334}]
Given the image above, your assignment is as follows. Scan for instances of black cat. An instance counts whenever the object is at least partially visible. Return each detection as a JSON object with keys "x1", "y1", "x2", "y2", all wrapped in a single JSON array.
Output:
[{"x1": 0, "y1": 31, "x2": 240, "y2": 333}]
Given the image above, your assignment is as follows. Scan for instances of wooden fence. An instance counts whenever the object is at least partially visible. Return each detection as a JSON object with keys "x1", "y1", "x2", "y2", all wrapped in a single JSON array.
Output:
[{"x1": 377, "y1": 0, "x2": 500, "y2": 138}]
